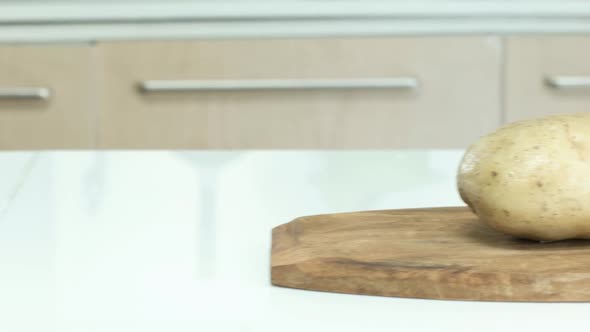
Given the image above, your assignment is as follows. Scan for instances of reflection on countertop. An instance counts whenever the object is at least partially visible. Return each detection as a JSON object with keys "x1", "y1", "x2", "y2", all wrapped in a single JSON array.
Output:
[{"x1": 9, "y1": 150, "x2": 567, "y2": 332}]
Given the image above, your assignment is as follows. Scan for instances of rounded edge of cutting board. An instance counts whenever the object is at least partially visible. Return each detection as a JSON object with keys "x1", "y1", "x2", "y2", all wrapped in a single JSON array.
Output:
[{"x1": 271, "y1": 207, "x2": 590, "y2": 302}]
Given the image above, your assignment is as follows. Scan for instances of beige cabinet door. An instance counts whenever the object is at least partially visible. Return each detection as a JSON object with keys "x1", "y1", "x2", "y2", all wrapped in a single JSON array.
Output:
[
  {"x1": 0, "y1": 45, "x2": 96, "y2": 149},
  {"x1": 506, "y1": 36, "x2": 590, "y2": 123},
  {"x1": 98, "y1": 37, "x2": 501, "y2": 149}
]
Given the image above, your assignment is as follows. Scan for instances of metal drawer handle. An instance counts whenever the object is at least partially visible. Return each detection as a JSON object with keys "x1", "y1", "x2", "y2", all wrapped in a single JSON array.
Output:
[
  {"x1": 139, "y1": 78, "x2": 418, "y2": 93},
  {"x1": 545, "y1": 76, "x2": 590, "y2": 89},
  {"x1": 0, "y1": 87, "x2": 51, "y2": 100}
]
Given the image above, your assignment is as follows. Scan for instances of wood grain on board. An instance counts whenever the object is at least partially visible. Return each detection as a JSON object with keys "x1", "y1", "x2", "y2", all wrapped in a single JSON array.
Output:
[{"x1": 272, "y1": 207, "x2": 590, "y2": 302}]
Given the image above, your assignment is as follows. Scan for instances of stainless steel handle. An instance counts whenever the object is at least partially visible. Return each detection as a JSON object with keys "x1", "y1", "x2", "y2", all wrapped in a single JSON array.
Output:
[
  {"x1": 139, "y1": 78, "x2": 418, "y2": 93},
  {"x1": 0, "y1": 87, "x2": 51, "y2": 100},
  {"x1": 545, "y1": 76, "x2": 590, "y2": 89}
]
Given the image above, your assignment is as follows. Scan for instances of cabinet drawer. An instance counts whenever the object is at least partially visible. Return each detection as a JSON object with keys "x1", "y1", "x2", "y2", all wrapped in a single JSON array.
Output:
[
  {"x1": 98, "y1": 37, "x2": 501, "y2": 148},
  {"x1": 506, "y1": 36, "x2": 590, "y2": 122},
  {"x1": 0, "y1": 45, "x2": 95, "y2": 149}
]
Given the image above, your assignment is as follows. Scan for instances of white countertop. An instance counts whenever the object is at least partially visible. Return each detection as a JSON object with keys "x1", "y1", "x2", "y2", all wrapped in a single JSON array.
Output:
[
  {"x1": 3, "y1": 1, "x2": 590, "y2": 42},
  {"x1": 0, "y1": 150, "x2": 587, "y2": 331}
]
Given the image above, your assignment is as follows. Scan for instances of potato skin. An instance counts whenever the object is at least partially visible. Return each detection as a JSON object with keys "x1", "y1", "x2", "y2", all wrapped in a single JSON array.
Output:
[{"x1": 457, "y1": 113, "x2": 590, "y2": 241}]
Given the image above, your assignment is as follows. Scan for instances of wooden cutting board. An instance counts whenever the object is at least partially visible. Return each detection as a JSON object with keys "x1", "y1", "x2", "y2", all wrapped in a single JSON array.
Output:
[{"x1": 271, "y1": 207, "x2": 590, "y2": 302}]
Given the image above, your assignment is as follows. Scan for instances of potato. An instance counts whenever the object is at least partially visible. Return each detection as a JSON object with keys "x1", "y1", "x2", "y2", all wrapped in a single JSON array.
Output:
[{"x1": 457, "y1": 113, "x2": 590, "y2": 241}]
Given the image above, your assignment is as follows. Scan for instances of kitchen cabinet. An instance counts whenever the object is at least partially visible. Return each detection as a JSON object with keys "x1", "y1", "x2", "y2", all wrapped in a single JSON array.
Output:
[
  {"x1": 97, "y1": 37, "x2": 502, "y2": 149},
  {"x1": 505, "y1": 36, "x2": 590, "y2": 122},
  {"x1": 0, "y1": 45, "x2": 96, "y2": 149}
]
